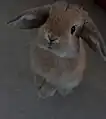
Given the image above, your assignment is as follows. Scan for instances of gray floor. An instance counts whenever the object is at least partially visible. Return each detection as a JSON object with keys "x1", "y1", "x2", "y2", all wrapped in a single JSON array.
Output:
[{"x1": 1, "y1": 0, "x2": 106, "y2": 119}]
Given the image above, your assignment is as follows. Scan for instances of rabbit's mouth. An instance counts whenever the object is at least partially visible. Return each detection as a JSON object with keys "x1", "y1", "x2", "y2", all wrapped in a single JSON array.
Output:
[{"x1": 47, "y1": 39, "x2": 56, "y2": 49}]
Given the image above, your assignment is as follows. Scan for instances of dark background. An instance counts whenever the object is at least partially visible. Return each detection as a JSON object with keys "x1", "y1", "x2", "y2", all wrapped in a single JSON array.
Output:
[{"x1": 1, "y1": 0, "x2": 106, "y2": 119}]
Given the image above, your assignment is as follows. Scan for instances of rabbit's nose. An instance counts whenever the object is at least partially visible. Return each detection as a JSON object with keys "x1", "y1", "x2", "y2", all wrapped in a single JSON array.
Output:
[{"x1": 48, "y1": 37, "x2": 55, "y2": 49}]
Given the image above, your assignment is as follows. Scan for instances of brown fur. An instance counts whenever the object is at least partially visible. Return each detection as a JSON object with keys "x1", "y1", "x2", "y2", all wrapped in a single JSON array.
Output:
[{"x1": 45, "y1": 9, "x2": 80, "y2": 36}]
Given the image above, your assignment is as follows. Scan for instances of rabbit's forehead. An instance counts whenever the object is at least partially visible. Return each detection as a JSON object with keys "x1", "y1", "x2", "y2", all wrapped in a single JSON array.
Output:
[{"x1": 44, "y1": 9, "x2": 82, "y2": 36}]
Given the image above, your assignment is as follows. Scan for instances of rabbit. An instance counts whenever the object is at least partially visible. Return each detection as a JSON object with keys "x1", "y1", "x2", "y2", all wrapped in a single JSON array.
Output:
[{"x1": 7, "y1": 1, "x2": 106, "y2": 98}]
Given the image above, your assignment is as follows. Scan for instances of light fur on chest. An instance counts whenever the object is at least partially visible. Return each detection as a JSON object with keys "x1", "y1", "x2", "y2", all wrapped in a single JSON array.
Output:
[{"x1": 30, "y1": 37, "x2": 86, "y2": 88}]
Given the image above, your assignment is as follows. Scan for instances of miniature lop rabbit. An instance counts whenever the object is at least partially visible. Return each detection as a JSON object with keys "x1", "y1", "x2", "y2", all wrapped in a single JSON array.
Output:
[{"x1": 7, "y1": 1, "x2": 106, "y2": 98}]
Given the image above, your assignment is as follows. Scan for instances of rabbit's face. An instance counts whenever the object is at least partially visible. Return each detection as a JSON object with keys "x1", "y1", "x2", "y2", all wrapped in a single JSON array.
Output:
[{"x1": 37, "y1": 9, "x2": 84, "y2": 58}]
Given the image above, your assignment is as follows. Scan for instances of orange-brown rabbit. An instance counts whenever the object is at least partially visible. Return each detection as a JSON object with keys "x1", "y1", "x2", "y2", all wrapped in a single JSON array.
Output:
[{"x1": 7, "y1": 1, "x2": 106, "y2": 98}]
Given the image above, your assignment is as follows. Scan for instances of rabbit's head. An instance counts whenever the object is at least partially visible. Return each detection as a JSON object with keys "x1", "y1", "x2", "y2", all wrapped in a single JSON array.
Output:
[{"x1": 7, "y1": 1, "x2": 106, "y2": 60}]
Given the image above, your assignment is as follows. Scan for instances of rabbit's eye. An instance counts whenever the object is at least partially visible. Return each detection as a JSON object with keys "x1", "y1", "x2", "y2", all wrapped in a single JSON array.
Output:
[{"x1": 71, "y1": 25, "x2": 76, "y2": 35}]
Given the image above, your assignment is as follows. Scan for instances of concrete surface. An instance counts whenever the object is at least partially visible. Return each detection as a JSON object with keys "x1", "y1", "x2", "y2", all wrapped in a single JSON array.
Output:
[{"x1": 1, "y1": 0, "x2": 106, "y2": 119}]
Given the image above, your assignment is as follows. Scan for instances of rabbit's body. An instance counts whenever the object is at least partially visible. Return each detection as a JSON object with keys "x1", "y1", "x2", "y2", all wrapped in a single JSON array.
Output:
[{"x1": 30, "y1": 36, "x2": 86, "y2": 95}]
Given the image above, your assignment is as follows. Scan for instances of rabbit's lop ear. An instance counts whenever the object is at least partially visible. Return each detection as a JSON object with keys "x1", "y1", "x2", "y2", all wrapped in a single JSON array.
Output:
[
  {"x1": 79, "y1": 16, "x2": 106, "y2": 61},
  {"x1": 7, "y1": 5, "x2": 51, "y2": 29}
]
